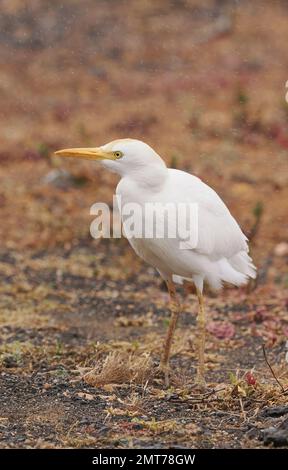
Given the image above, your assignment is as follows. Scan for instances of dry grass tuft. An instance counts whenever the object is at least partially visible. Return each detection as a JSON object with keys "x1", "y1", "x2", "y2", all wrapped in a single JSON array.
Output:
[
  {"x1": 215, "y1": 363, "x2": 288, "y2": 414},
  {"x1": 83, "y1": 352, "x2": 153, "y2": 387}
]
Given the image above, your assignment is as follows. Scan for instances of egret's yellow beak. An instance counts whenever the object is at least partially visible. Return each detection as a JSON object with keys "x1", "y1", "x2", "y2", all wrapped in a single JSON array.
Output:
[{"x1": 54, "y1": 147, "x2": 117, "y2": 161}]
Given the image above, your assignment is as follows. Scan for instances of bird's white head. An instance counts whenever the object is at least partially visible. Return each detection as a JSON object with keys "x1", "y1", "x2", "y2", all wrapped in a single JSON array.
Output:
[{"x1": 55, "y1": 139, "x2": 167, "y2": 182}]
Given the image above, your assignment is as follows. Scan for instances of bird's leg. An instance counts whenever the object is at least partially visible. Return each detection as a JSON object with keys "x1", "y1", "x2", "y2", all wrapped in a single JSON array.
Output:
[
  {"x1": 159, "y1": 280, "x2": 181, "y2": 387},
  {"x1": 195, "y1": 289, "x2": 206, "y2": 387}
]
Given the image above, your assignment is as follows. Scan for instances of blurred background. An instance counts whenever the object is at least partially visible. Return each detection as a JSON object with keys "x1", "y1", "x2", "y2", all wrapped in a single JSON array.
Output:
[{"x1": 0, "y1": 0, "x2": 287, "y2": 261}]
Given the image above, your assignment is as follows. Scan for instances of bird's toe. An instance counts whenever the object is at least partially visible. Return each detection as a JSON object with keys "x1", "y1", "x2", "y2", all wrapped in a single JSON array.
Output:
[
  {"x1": 156, "y1": 363, "x2": 170, "y2": 388},
  {"x1": 194, "y1": 374, "x2": 207, "y2": 391}
]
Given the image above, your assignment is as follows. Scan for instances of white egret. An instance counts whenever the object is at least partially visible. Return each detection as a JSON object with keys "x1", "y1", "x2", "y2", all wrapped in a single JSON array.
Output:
[{"x1": 55, "y1": 139, "x2": 256, "y2": 386}]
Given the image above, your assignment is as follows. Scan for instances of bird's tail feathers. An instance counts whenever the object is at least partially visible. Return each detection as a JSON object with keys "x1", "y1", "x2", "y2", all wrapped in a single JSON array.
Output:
[
  {"x1": 173, "y1": 251, "x2": 256, "y2": 291},
  {"x1": 217, "y1": 258, "x2": 250, "y2": 287},
  {"x1": 229, "y1": 251, "x2": 257, "y2": 279}
]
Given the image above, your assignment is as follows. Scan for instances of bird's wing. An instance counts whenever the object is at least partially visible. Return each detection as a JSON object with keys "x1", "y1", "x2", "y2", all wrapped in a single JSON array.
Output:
[{"x1": 167, "y1": 169, "x2": 249, "y2": 260}]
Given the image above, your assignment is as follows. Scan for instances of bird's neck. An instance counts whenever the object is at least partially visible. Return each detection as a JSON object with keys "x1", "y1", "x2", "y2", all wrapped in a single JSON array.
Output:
[{"x1": 123, "y1": 164, "x2": 168, "y2": 191}]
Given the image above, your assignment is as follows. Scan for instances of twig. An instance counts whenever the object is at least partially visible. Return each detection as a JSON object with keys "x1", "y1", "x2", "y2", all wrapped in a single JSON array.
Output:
[
  {"x1": 201, "y1": 386, "x2": 227, "y2": 400},
  {"x1": 239, "y1": 398, "x2": 247, "y2": 422},
  {"x1": 262, "y1": 345, "x2": 285, "y2": 392},
  {"x1": 167, "y1": 386, "x2": 227, "y2": 405}
]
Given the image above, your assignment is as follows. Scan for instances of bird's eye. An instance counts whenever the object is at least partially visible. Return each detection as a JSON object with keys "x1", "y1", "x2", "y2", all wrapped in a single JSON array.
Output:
[{"x1": 114, "y1": 151, "x2": 123, "y2": 159}]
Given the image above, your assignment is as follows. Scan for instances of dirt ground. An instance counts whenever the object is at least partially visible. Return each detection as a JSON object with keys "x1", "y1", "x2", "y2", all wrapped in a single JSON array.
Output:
[{"x1": 0, "y1": 0, "x2": 288, "y2": 449}]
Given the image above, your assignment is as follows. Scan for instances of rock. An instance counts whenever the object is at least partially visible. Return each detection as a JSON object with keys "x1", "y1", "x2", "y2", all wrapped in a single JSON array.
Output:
[
  {"x1": 262, "y1": 418, "x2": 288, "y2": 447},
  {"x1": 261, "y1": 406, "x2": 288, "y2": 418}
]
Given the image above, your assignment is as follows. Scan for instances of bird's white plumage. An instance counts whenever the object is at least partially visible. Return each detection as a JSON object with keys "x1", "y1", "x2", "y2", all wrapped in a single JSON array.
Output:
[
  {"x1": 55, "y1": 137, "x2": 257, "y2": 385},
  {"x1": 101, "y1": 139, "x2": 256, "y2": 292},
  {"x1": 57, "y1": 138, "x2": 256, "y2": 291}
]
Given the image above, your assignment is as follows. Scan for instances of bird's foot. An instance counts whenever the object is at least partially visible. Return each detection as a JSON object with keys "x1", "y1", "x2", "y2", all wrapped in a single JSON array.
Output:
[
  {"x1": 195, "y1": 373, "x2": 207, "y2": 391},
  {"x1": 157, "y1": 362, "x2": 170, "y2": 388}
]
